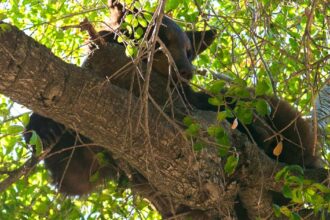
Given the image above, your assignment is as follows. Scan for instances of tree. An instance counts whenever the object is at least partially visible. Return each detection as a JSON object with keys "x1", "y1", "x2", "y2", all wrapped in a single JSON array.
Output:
[{"x1": 0, "y1": 0, "x2": 329, "y2": 219}]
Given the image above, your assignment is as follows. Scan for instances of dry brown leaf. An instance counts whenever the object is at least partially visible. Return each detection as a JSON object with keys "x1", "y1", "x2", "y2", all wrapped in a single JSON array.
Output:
[
  {"x1": 273, "y1": 141, "x2": 283, "y2": 157},
  {"x1": 231, "y1": 118, "x2": 238, "y2": 129}
]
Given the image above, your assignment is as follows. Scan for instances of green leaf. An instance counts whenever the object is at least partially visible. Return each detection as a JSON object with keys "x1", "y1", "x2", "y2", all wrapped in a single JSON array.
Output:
[
  {"x1": 234, "y1": 87, "x2": 250, "y2": 98},
  {"x1": 217, "y1": 111, "x2": 227, "y2": 122},
  {"x1": 125, "y1": 14, "x2": 134, "y2": 23},
  {"x1": 0, "y1": 13, "x2": 7, "y2": 20},
  {"x1": 207, "y1": 125, "x2": 224, "y2": 137},
  {"x1": 117, "y1": 35, "x2": 124, "y2": 43},
  {"x1": 208, "y1": 80, "x2": 226, "y2": 94},
  {"x1": 324, "y1": 193, "x2": 330, "y2": 203},
  {"x1": 4, "y1": 137, "x2": 16, "y2": 154},
  {"x1": 225, "y1": 109, "x2": 234, "y2": 118},
  {"x1": 311, "y1": 193, "x2": 325, "y2": 204},
  {"x1": 136, "y1": 199, "x2": 149, "y2": 210},
  {"x1": 125, "y1": 45, "x2": 137, "y2": 57},
  {"x1": 166, "y1": 0, "x2": 180, "y2": 11},
  {"x1": 255, "y1": 99, "x2": 270, "y2": 116},
  {"x1": 137, "y1": 15, "x2": 148, "y2": 28},
  {"x1": 218, "y1": 145, "x2": 230, "y2": 157},
  {"x1": 186, "y1": 123, "x2": 200, "y2": 136},
  {"x1": 7, "y1": 125, "x2": 24, "y2": 134},
  {"x1": 280, "y1": 206, "x2": 292, "y2": 217},
  {"x1": 290, "y1": 212, "x2": 301, "y2": 220},
  {"x1": 124, "y1": 14, "x2": 139, "y2": 28},
  {"x1": 183, "y1": 116, "x2": 194, "y2": 126},
  {"x1": 144, "y1": 13, "x2": 153, "y2": 22},
  {"x1": 275, "y1": 167, "x2": 289, "y2": 181},
  {"x1": 29, "y1": 131, "x2": 43, "y2": 156},
  {"x1": 224, "y1": 155, "x2": 239, "y2": 175},
  {"x1": 289, "y1": 38, "x2": 299, "y2": 50},
  {"x1": 21, "y1": 113, "x2": 31, "y2": 127},
  {"x1": 312, "y1": 183, "x2": 330, "y2": 193},
  {"x1": 126, "y1": 25, "x2": 133, "y2": 35},
  {"x1": 291, "y1": 189, "x2": 303, "y2": 203},
  {"x1": 216, "y1": 133, "x2": 230, "y2": 146},
  {"x1": 234, "y1": 78, "x2": 247, "y2": 87},
  {"x1": 193, "y1": 142, "x2": 204, "y2": 151},
  {"x1": 132, "y1": 18, "x2": 139, "y2": 28},
  {"x1": 255, "y1": 80, "x2": 271, "y2": 96},
  {"x1": 0, "y1": 104, "x2": 9, "y2": 116},
  {"x1": 133, "y1": 1, "x2": 142, "y2": 9},
  {"x1": 235, "y1": 104, "x2": 253, "y2": 124},
  {"x1": 282, "y1": 185, "x2": 293, "y2": 199},
  {"x1": 208, "y1": 97, "x2": 223, "y2": 106},
  {"x1": 207, "y1": 126, "x2": 230, "y2": 147},
  {"x1": 286, "y1": 165, "x2": 304, "y2": 176},
  {"x1": 134, "y1": 27, "x2": 144, "y2": 40},
  {"x1": 286, "y1": 175, "x2": 304, "y2": 186},
  {"x1": 273, "y1": 204, "x2": 282, "y2": 217}
]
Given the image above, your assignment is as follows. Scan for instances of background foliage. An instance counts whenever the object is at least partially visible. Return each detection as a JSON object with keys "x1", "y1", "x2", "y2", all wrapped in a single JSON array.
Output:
[{"x1": 0, "y1": 0, "x2": 329, "y2": 219}]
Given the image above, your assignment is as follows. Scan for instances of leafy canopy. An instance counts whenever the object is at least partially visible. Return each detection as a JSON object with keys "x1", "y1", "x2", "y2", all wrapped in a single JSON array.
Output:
[{"x1": 0, "y1": 0, "x2": 329, "y2": 219}]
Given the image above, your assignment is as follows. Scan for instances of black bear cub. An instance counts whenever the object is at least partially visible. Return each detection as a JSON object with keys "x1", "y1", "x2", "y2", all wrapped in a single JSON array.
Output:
[
  {"x1": 24, "y1": 2, "x2": 216, "y2": 195},
  {"x1": 25, "y1": 1, "x2": 319, "y2": 198},
  {"x1": 103, "y1": 2, "x2": 320, "y2": 169}
]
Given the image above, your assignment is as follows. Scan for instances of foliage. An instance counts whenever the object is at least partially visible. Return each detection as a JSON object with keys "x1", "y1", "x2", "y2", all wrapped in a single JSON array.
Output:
[
  {"x1": 274, "y1": 166, "x2": 330, "y2": 219},
  {"x1": 0, "y1": 0, "x2": 330, "y2": 219}
]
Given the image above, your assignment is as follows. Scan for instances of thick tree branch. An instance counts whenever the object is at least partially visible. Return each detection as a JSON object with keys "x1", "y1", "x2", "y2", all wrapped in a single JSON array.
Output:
[{"x1": 0, "y1": 23, "x2": 235, "y2": 215}]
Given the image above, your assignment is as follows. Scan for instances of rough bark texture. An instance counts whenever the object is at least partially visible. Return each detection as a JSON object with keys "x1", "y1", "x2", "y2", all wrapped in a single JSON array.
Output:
[{"x1": 0, "y1": 23, "x2": 328, "y2": 219}]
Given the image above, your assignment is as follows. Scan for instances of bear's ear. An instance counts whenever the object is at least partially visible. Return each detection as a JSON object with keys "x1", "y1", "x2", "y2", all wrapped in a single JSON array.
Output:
[{"x1": 186, "y1": 29, "x2": 217, "y2": 58}]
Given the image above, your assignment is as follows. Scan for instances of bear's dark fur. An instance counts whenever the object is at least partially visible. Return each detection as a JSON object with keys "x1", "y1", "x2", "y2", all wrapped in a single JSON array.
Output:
[
  {"x1": 24, "y1": 114, "x2": 123, "y2": 195},
  {"x1": 184, "y1": 87, "x2": 319, "y2": 168},
  {"x1": 24, "y1": 5, "x2": 216, "y2": 195},
  {"x1": 25, "y1": 1, "x2": 319, "y2": 201}
]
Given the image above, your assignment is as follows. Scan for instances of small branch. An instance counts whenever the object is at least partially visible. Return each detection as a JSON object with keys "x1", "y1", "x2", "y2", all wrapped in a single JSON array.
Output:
[
  {"x1": 0, "y1": 156, "x2": 39, "y2": 192},
  {"x1": 61, "y1": 18, "x2": 106, "y2": 46}
]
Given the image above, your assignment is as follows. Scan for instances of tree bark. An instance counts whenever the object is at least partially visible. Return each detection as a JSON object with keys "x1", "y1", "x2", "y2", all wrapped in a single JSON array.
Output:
[{"x1": 0, "y1": 23, "x2": 327, "y2": 219}]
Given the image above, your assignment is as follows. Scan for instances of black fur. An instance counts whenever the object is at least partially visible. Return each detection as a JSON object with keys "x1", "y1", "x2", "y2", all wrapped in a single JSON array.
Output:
[
  {"x1": 24, "y1": 114, "x2": 123, "y2": 195},
  {"x1": 25, "y1": 2, "x2": 319, "y2": 200},
  {"x1": 184, "y1": 85, "x2": 319, "y2": 168},
  {"x1": 24, "y1": 11, "x2": 216, "y2": 195}
]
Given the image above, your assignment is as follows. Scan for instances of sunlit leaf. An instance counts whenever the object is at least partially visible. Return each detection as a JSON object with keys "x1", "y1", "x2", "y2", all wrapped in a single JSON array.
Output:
[
  {"x1": 29, "y1": 131, "x2": 43, "y2": 156},
  {"x1": 7, "y1": 125, "x2": 24, "y2": 135},
  {"x1": 224, "y1": 155, "x2": 238, "y2": 175},
  {"x1": 255, "y1": 80, "x2": 271, "y2": 96}
]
